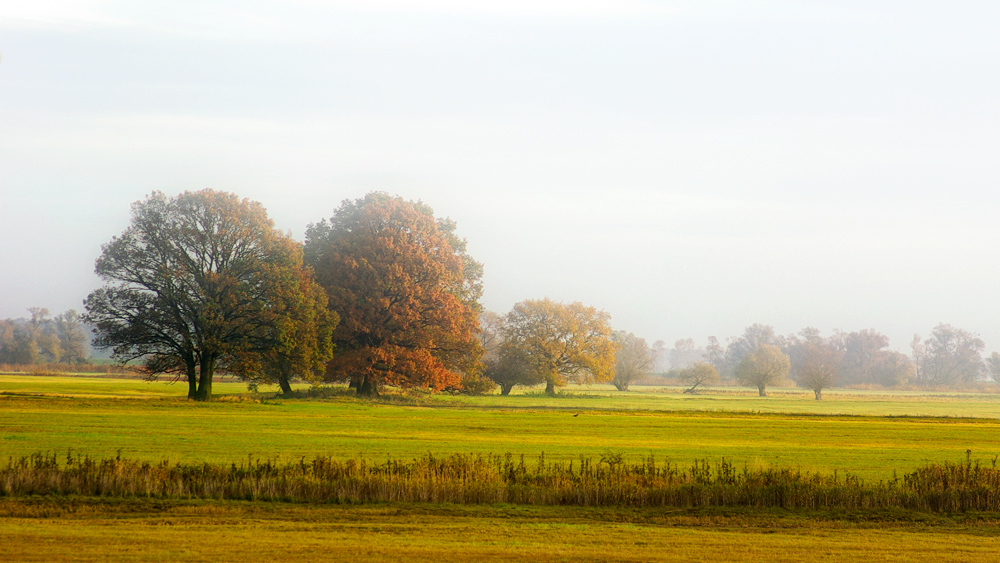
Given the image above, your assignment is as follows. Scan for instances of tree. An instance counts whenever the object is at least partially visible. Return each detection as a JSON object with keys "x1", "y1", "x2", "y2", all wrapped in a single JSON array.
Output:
[
  {"x1": 914, "y1": 324, "x2": 984, "y2": 386},
  {"x1": 735, "y1": 344, "x2": 789, "y2": 397},
  {"x1": 484, "y1": 344, "x2": 542, "y2": 396},
  {"x1": 54, "y1": 310, "x2": 88, "y2": 363},
  {"x1": 986, "y1": 352, "x2": 1000, "y2": 384},
  {"x1": 84, "y1": 189, "x2": 315, "y2": 401},
  {"x1": 225, "y1": 264, "x2": 338, "y2": 395},
  {"x1": 722, "y1": 324, "x2": 779, "y2": 380},
  {"x1": 304, "y1": 193, "x2": 482, "y2": 397},
  {"x1": 611, "y1": 331, "x2": 655, "y2": 391},
  {"x1": 677, "y1": 361, "x2": 719, "y2": 393},
  {"x1": 502, "y1": 298, "x2": 615, "y2": 395},
  {"x1": 836, "y1": 329, "x2": 890, "y2": 386},
  {"x1": 796, "y1": 342, "x2": 841, "y2": 400}
]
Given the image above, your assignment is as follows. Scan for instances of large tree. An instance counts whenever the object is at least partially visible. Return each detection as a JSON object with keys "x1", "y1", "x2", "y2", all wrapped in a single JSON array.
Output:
[
  {"x1": 501, "y1": 298, "x2": 615, "y2": 395},
  {"x1": 84, "y1": 190, "x2": 319, "y2": 401},
  {"x1": 735, "y1": 344, "x2": 790, "y2": 397},
  {"x1": 611, "y1": 331, "x2": 655, "y2": 391},
  {"x1": 304, "y1": 193, "x2": 483, "y2": 397}
]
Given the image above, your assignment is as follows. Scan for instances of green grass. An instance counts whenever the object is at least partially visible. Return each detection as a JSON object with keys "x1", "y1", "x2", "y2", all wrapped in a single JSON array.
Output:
[
  {"x1": 1, "y1": 500, "x2": 999, "y2": 562},
  {"x1": 2, "y1": 376, "x2": 1000, "y2": 480},
  {"x1": 3, "y1": 375, "x2": 1000, "y2": 560}
]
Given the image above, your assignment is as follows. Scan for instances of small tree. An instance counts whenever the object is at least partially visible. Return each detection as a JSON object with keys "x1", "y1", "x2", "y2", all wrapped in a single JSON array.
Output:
[
  {"x1": 484, "y1": 344, "x2": 542, "y2": 395},
  {"x1": 797, "y1": 342, "x2": 841, "y2": 400},
  {"x1": 677, "y1": 361, "x2": 719, "y2": 394},
  {"x1": 735, "y1": 344, "x2": 789, "y2": 397},
  {"x1": 611, "y1": 331, "x2": 655, "y2": 391}
]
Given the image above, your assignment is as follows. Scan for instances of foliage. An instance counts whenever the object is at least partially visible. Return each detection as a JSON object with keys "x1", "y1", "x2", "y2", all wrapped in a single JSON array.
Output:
[
  {"x1": 304, "y1": 193, "x2": 483, "y2": 396},
  {"x1": 735, "y1": 344, "x2": 789, "y2": 397},
  {"x1": 225, "y1": 264, "x2": 338, "y2": 395},
  {"x1": 0, "y1": 309, "x2": 87, "y2": 365},
  {"x1": 483, "y1": 343, "x2": 543, "y2": 395},
  {"x1": 676, "y1": 361, "x2": 720, "y2": 393},
  {"x1": 501, "y1": 299, "x2": 616, "y2": 395},
  {"x1": 610, "y1": 331, "x2": 655, "y2": 391},
  {"x1": 912, "y1": 324, "x2": 985, "y2": 386},
  {"x1": 795, "y1": 341, "x2": 842, "y2": 400},
  {"x1": 83, "y1": 190, "x2": 316, "y2": 401}
]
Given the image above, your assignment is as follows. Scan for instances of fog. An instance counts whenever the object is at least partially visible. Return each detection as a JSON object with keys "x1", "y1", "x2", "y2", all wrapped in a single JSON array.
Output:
[{"x1": 3, "y1": 1, "x2": 1000, "y2": 354}]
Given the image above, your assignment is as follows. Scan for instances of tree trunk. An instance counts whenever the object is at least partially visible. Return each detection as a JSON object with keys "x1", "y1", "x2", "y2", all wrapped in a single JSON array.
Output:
[
  {"x1": 757, "y1": 385, "x2": 767, "y2": 397},
  {"x1": 278, "y1": 376, "x2": 293, "y2": 396},
  {"x1": 545, "y1": 380, "x2": 556, "y2": 396},
  {"x1": 814, "y1": 388, "x2": 822, "y2": 400},
  {"x1": 500, "y1": 383, "x2": 513, "y2": 396},
  {"x1": 684, "y1": 383, "x2": 700, "y2": 394},
  {"x1": 186, "y1": 362, "x2": 198, "y2": 400},
  {"x1": 195, "y1": 355, "x2": 215, "y2": 401},
  {"x1": 358, "y1": 374, "x2": 380, "y2": 397},
  {"x1": 349, "y1": 375, "x2": 361, "y2": 391}
]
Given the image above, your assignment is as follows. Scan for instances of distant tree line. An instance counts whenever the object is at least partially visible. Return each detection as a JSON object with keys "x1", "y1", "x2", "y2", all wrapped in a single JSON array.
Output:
[
  {"x1": 661, "y1": 322, "x2": 998, "y2": 397},
  {"x1": 0, "y1": 308, "x2": 88, "y2": 365}
]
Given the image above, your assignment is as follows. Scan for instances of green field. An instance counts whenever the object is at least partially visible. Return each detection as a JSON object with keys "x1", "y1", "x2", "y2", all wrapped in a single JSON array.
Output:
[{"x1": 3, "y1": 375, "x2": 1000, "y2": 561}]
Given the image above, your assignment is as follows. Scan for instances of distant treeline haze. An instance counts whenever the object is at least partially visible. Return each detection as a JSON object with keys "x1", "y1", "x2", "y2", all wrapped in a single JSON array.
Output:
[
  {"x1": 0, "y1": 308, "x2": 88, "y2": 365},
  {"x1": 651, "y1": 323, "x2": 1000, "y2": 390}
]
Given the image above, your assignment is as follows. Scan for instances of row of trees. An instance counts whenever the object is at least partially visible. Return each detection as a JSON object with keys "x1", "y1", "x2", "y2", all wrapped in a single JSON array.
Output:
[
  {"x1": 0, "y1": 308, "x2": 88, "y2": 365},
  {"x1": 85, "y1": 190, "x2": 488, "y2": 400},
  {"x1": 662, "y1": 323, "x2": 999, "y2": 398},
  {"x1": 80, "y1": 189, "x2": 1000, "y2": 400}
]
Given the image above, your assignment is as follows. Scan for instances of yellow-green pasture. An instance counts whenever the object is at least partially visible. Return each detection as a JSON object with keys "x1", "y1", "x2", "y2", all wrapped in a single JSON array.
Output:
[
  {"x1": 1, "y1": 500, "x2": 998, "y2": 563},
  {"x1": 2, "y1": 375, "x2": 1000, "y2": 480}
]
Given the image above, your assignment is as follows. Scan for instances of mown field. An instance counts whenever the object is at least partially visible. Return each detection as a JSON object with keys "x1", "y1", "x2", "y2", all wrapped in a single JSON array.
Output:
[{"x1": 2, "y1": 374, "x2": 1000, "y2": 561}]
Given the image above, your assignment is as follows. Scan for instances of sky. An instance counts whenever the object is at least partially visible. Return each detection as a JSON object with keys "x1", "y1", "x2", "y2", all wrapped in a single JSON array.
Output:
[{"x1": 2, "y1": 1, "x2": 1000, "y2": 353}]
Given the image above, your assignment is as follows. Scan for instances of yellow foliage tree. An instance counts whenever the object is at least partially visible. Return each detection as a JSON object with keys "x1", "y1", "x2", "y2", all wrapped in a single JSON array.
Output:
[{"x1": 502, "y1": 299, "x2": 616, "y2": 395}]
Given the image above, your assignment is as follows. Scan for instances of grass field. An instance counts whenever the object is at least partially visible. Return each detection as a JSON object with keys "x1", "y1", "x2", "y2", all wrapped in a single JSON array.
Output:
[
  {"x1": 3, "y1": 375, "x2": 1000, "y2": 560},
  {"x1": 2, "y1": 500, "x2": 999, "y2": 562}
]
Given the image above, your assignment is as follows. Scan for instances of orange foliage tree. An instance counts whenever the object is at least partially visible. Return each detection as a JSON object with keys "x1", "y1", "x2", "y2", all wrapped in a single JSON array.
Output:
[{"x1": 304, "y1": 193, "x2": 483, "y2": 396}]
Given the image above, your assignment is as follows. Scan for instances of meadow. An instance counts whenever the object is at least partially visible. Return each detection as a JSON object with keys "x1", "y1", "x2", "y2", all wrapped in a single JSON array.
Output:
[{"x1": 3, "y1": 374, "x2": 1000, "y2": 560}]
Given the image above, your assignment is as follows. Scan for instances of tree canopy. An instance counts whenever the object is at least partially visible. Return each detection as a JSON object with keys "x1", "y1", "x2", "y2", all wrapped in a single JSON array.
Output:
[
  {"x1": 501, "y1": 298, "x2": 615, "y2": 395},
  {"x1": 735, "y1": 344, "x2": 790, "y2": 397},
  {"x1": 304, "y1": 192, "x2": 482, "y2": 396},
  {"x1": 611, "y1": 331, "x2": 654, "y2": 391},
  {"x1": 84, "y1": 189, "x2": 326, "y2": 400}
]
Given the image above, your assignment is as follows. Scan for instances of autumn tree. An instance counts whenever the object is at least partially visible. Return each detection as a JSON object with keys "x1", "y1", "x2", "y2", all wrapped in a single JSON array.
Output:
[
  {"x1": 501, "y1": 298, "x2": 615, "y2": 396},
  {"x1": 304, "y1": 193, "x2": 482, "y2": 397},
  {"x1": 611, "y1": 331, "x2": 655, "y2": 391},
  {"x1": 484, "y1": 343, "x2": 542, "y2": 396},
  {"x1": 735, "y1": 344, "x2": 789, "y2": 397},
  {"x1": 796, "y1": 341, "x2": 842, "y2": 400},
  {"x1": 84, "y1": 190, "x2": 319, "y2": 401},
  {"x1": 677, "y1": 361, "x2": 719, "y2": 393}
]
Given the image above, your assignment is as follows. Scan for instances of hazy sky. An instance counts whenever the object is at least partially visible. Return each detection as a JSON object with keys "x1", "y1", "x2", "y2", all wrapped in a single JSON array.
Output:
[{"x1": 3, "y1": 1, "x2": 1000, "y2": 352}]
